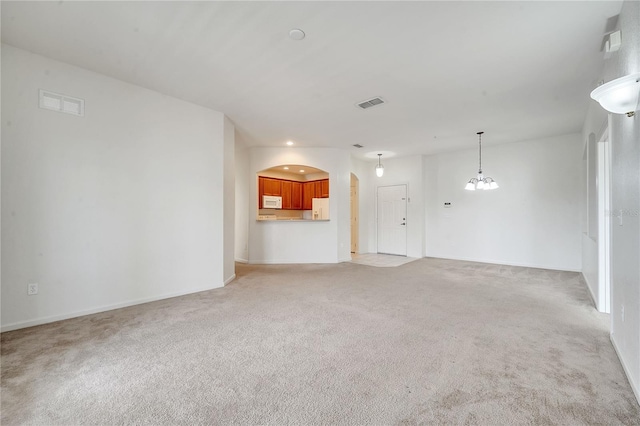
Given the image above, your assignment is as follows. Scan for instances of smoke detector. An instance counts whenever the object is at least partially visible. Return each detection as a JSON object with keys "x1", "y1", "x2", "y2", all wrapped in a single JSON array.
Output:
[{"x1": 289, "y1": 28, "x2": 305, "y2": 41}]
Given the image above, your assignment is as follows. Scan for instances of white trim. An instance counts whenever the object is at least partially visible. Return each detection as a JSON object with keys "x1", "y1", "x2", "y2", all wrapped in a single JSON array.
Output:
[
  {"x1": 424, "y1": 255, "x2": 581, "y2": 273},
  {"x1": 224, "y1": 274, "x2": 237, "y2": 286},
  {"x1": 0, "y1": 284, "x2": 224, "y2": 333},
  {"x1": 249, "y1": 259, "x2": 340, "y2": 265},
  {"x1": 582, "y1": 272, "x2": 599, "y2": 308},
  {"x1": 611, "y1": 333, "x2": 640, "y2": 405},
  {"x1": 596, "y1": 125, "x2": 611, "y2": 313},
  {"x1": 235, "y1": 258, "x2": 249, "y2": 264}
]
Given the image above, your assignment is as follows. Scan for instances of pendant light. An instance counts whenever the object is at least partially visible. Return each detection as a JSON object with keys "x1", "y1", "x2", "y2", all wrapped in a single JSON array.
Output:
[
  {"x1": 465, "y1": 131, "x2": 498, "y2": 191},
  {"x1": 375, "y1": 153, "x2": 384, "y2": 177}
]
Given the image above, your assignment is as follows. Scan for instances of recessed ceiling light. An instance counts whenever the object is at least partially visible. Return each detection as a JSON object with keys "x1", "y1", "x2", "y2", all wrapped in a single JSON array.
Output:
[
  {"x1": 289, "y1": 28, "x2": 305, "y2": 41},
  {"x1": 299, "y1": 169, "x2": 305, "y2": 173},
  {"x1": 283, "y1": 166, "x2": 289, "y2": 170},
  {"x1": 286, "y1": 141, "x2": 294, "y2": 146}
]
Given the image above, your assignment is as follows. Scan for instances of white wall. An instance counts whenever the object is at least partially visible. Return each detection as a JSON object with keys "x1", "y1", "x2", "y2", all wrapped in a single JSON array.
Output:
[
  {"x1": 424, "y1": 134, "x2": 583, "y2": 271},
  {"x1": 1, "y1": 45, "x2": 229, "y2": 331},
  {"x1": 601, "y1": 0, "x2": 640, "y2": 403},
  {"x1": 223, "y1": 117, "x2": 236, "y2": 283},
  {"x1": 248, "y1": 147, "x2": 351, "y2": 264},
  {"x1": 234, "y1": 134, "x2": 250, "y2": 263}
]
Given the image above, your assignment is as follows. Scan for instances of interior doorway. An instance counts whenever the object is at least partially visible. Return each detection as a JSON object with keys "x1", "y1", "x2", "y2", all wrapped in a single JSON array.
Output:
[
  {"x1": 377, "y1": 184, "x2": 407, "y2": 256},
  {"x1": 350, "y1": 173, "x2": 359, "y2": 254}
]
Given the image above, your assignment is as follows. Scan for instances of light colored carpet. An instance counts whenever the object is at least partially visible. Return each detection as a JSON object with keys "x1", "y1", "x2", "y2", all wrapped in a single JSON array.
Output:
[
  {"x1": 2, "y1": 258, "x2": 639, "y2": 425},
  {"x1": 350, "y1": 253, "x2": 419, "y2": 267}
]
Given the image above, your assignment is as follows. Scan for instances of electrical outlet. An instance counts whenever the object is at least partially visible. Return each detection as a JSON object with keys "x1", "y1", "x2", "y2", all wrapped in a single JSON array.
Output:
[{"x1": 28, "y1": 283, "x2": 38, "y2": 296}]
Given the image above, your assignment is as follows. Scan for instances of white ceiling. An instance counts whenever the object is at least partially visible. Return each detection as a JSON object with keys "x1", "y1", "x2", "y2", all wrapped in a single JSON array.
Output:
[{"x1": 1, "y1": 1, "x2": 622, "y2": 159}]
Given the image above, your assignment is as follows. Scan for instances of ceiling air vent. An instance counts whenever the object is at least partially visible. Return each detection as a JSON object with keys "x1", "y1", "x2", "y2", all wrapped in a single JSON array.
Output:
[
  {"x1": 353, "y1": 144, "x2": 364, "y2": 148},
  {"x1": 39, "y1": 89, "x2": 84, "y2": 117},
  {"x1": 356, "y1": 97, "x2": 385, "y2": 110}
]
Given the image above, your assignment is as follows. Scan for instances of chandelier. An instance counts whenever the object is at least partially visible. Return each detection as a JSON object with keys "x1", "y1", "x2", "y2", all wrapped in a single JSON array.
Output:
[{"x1": 465, "y1": 131, "x2": 498, "y2": 191}]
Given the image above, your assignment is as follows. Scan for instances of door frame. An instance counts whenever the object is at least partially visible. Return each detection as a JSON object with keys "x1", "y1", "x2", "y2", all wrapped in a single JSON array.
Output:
[
  {"x1": 597, "y1": 121, "x2": 611, "y2": 314},
  {"x1": 350, "y1": 173, "x2": 359, "y2": 254}
]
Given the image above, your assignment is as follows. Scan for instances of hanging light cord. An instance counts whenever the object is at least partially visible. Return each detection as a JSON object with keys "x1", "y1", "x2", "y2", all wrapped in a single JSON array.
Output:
[{"x1": 477, "y1": 131, "x2": 483, "y2": 174}]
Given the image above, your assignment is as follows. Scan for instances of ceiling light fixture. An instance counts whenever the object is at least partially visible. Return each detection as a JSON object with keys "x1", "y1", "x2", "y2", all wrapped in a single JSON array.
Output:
[
  {"x1": 375, "y1": 154, "x2": 384, "y2": 177},
  {"x1": 286, "y1": 141, "x2": 294, "y2": 146},
  {"x1": 590, "y1": 73, "x2": 640, "y2": 117},
  {"x1": 465, "y1": 132, "x2": 498, "y2": 191}
]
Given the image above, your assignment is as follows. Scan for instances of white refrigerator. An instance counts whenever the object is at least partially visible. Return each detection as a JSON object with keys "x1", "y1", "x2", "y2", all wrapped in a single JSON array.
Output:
[{"x1": 312, "y1": 198, "x2": 330, "y2": 220}]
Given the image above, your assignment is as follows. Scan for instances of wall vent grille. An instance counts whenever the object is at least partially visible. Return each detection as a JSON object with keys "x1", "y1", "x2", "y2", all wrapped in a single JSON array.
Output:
[
  {"x1": 356, "y1": 97, "x2": 385, "y2": 109},
  {"x1": 39, "y1": 90, "x2": 84, "y2": 116}
]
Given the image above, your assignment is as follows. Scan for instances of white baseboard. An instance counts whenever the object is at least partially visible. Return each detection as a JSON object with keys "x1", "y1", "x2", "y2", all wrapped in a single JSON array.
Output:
[
  {"x1": 1, "y1": 283, "x2": 224, "y2": 333},
  {"x1": 581, "y1": 272, "x2": 599, "y2": 310},
  {"x1": 224, "y1": 274, "x2": 236, "y2": 285},
  {"x1": 610, "y1": 332, "x2": 640, "y2": 405},
  {"x1": 235, "y1": 258, "x2": 249, "y2": 264},
  {"x1": 250, "y1": 259, "x2": 339, "y2": 265},
  {"x1": 425, "y1": 255, "x2": 581, "y2": 272}
]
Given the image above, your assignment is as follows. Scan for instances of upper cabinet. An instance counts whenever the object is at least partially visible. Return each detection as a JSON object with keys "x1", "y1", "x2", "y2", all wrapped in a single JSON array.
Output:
[
  {"x1": 291, "y1": 182, "x2": 303, "y2": 210},
  {"x1": 262, "y1": 177, "x2": 282, "y2": 196},
  {"x1": 281, "y1": 180, "x2": 292, "y2": 209},
  {"x1": 320, "y1": 179, "x2": 329, "y2": 198},
  {"x1": 302, "y1": 181, "x2": 315, "y2": 210}
]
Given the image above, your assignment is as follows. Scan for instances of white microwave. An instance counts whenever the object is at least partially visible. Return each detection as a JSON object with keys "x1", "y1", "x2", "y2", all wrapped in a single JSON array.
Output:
[{"x1": 263, "y1": 195, "x2": 282, "y2": 209}]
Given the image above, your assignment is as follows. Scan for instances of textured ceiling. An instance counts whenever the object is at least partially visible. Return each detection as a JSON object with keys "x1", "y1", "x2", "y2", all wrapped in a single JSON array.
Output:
[{"x1": 1, "y1": 1, "x2": 622, "y2": 159}]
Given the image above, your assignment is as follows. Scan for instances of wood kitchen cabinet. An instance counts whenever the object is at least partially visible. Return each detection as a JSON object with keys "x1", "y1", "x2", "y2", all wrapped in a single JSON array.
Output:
[
  {"x1": 320, "y1": 179, "x2": 329, "y2": 198},
  {"x1": 258, "y1": 177, "x2": 264, "y2": 208},
  {"x1": 291, "y1": 182, "x2": 303, "y2": 210},
  {"x1": 312, "y1": 179, "x2": 330, "y2": 199},
  {"x1": 302, "y1": 181, "x2": 315, "y2": 210},
  {"x1": 314, "y1": 181, "x2": 322, "y2": 198},
  {"x1": 281, "y1": 180, "x2": 292, "y2": 209},
  {"x1": 262, "y1": 177, "x2": 282, "y2": 196}
]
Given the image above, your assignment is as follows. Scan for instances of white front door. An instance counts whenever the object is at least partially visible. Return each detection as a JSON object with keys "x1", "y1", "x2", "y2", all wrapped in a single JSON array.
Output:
[{"x1": 377, "y1": 185, "x2": 407, "y2": 256}]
